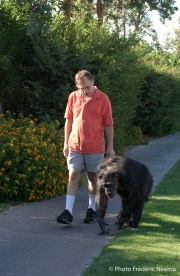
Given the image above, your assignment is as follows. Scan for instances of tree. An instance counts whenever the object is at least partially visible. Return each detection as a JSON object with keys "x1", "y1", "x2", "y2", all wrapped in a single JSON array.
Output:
[
  {"x1": 164, "y1": 17, "x2": 180, "y2": 53},
  {"x1": 1, "y1": 0, "x2": 179, "y2": 142},
  {"x1": 0, "y1": 1, "x2": 73, "y2": 122}
]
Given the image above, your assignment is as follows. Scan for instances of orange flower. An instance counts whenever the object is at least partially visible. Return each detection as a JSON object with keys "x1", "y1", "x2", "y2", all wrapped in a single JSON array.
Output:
[{"x1": 4, "y1": 161, "x2": 11, "y2": 166}]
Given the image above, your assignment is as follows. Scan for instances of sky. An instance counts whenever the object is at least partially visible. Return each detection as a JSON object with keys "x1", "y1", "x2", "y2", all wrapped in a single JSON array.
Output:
[{"x1": 149, "y1": 0, "x2": 180, "y2": 45}]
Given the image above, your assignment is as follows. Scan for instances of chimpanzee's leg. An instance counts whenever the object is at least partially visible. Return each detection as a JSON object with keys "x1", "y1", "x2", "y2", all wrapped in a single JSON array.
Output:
[
  {"x1": 96, "y1": 187, "x2": 110, "y2": 235},
  {"x1": 130, "y1": 200, "x2": 144, "y2": 229}
]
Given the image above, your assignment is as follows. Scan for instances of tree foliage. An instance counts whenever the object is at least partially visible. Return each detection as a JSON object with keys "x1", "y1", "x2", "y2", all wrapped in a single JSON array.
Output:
[
  {"x1": 164, "y1": 17, "x2": 180, "y2": 53},
  {"x1": 0, "y1": 0, "x2": 179, "y2": 153}
]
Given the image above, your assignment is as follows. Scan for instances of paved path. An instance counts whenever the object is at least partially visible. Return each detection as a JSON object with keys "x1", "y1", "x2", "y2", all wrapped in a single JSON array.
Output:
[{"x1": 0, "y1": 132, "x2": 180, "y2": 276}]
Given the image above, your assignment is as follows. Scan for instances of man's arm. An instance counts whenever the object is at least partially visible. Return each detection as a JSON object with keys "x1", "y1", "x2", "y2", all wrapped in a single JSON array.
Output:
[
  {"x1": 63, "y1": 119, "x2": 73, "y2": 157},
  {"x1": 105, "y1": 125, "x2": 115, "y2": 157}
]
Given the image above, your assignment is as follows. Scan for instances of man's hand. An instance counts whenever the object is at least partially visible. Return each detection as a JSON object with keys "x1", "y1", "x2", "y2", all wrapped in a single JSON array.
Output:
[
  {"x1": 106, "y1": 146, "x2": 115, "y2": 157},
  {"x1": 63, "y1": 145, "x2": 69, "y2": 158}
]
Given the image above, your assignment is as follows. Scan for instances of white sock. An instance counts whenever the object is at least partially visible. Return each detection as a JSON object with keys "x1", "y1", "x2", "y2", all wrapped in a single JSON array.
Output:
[
  {"x1": 88, "y1": 194, "x2": 96, "y2": 211},
  {"x1": 65, "y1": 195, "x2": 75, "y2": 215}
]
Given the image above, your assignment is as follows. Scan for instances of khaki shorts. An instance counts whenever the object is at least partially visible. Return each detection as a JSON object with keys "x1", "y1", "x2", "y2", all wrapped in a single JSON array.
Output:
[{"x1": 67, "y1": 150, "x2": 104, "y2": 172}]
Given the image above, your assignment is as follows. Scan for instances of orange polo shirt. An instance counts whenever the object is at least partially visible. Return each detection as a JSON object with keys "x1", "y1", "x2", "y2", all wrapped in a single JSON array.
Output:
[{"x1": 64, "y1": 87, "x2": 114, "y2": 154}]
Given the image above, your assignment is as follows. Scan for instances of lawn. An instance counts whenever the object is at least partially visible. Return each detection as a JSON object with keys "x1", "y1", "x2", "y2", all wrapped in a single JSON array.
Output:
[{"x1": 81, "y1": 160, "x2": 180, "y2": 276}]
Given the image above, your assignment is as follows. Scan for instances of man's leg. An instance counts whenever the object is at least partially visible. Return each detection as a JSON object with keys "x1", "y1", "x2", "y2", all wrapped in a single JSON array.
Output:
[
  {"x1": 57, "y1": 170, "x2": 81, "y2": 224},
  {"x1": 57, "y1": 150, "x2": 83, "y2": 224},
  {"x1": 65, "y1": 170, "x2": 82, "y2": 213},
  {"x1": 84, "y1": 171, "x2": 98, "y2": 223},
  {"x1": 87, "y1": 171, "x2": 97, "y2": 211},
  {"x1": 83, "y1": 153, "x2": 104, "y2": 223},
  {"x1": 85, "y1": 153, "x2": 104, "y2": 210}
]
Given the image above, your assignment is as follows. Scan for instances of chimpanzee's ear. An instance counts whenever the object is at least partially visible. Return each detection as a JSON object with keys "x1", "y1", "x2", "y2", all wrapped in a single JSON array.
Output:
[{"x1": 103, "y1": 183, "x2": 109, "y2": 188}]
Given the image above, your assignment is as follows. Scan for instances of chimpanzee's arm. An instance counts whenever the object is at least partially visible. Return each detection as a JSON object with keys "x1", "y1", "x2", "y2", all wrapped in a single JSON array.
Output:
[{"x1": 96, "y1": 186, "x2": 110, "y2": 235}]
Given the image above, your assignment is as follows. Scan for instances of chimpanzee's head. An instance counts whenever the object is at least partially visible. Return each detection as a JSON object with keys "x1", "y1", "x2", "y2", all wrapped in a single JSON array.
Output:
[{"x1": 98, "y1": 171, "x2": 119, "y2": 198}]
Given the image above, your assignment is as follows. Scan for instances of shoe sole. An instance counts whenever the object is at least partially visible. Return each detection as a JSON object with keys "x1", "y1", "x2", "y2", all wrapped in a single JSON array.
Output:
[
  {"x1": 84, "y1": 218, "x2": 97, "y2": 224},
  {"x1": 57, "y1": 218, "x2": 73, "y2": 224}
]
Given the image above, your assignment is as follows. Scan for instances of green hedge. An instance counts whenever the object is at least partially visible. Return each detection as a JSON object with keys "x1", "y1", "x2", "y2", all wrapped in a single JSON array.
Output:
[{"x1": 134, "y1": 50, "x2": 180, "y2": 136}]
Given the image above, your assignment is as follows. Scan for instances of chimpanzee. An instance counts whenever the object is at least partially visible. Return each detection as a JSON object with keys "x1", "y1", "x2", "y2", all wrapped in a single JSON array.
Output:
[{"x1": 96, "y1": 156, "x2": 153, "y2": 234}]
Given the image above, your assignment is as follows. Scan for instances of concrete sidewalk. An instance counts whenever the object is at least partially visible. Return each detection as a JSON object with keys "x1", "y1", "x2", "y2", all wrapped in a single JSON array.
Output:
[{"x1": 0, "y1": 132, "x2": 180, "y2": 276}]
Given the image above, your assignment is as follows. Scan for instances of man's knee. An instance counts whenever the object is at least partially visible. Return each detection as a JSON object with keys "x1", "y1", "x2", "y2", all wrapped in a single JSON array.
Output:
[
  {"x1": 87, "y1": 172, "x2": 97, "y2": 183},
  {"x1": 69, "y1": 170, "x2": 81, "y2": 182}
]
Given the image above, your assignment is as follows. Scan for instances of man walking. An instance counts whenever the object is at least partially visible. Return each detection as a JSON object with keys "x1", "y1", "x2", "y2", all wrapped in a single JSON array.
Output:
[{"x1": 57, "y1": 70, "x2": 115, "y2": 224}]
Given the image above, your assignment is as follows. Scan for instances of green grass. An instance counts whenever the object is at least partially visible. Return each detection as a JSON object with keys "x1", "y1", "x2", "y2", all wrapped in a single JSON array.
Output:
[
  {"x1": 82, "y1": 160, "x2": 180, "y2": 276},
  {"x1": 0, "y1": 201, "x2": 21, "y2": 214}
]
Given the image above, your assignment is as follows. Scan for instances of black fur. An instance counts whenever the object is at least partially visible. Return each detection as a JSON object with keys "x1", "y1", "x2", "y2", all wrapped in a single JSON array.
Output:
[{"x1": 96, "y1": 156, "x2": 153, "y2": 234}]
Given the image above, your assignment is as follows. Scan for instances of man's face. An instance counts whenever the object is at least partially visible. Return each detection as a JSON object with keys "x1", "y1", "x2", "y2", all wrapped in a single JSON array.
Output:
[{"x1": 76, "y1": 77, "x2": 94, "y2": 96}]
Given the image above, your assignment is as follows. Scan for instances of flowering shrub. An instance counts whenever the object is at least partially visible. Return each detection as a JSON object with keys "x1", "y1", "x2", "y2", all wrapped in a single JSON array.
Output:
[
  {"x1": 125, "y1": 126, "x2": 144, "y2": 147},
  {"x1": 0, "y1": 112, "x2": 69, "y2": 202}
]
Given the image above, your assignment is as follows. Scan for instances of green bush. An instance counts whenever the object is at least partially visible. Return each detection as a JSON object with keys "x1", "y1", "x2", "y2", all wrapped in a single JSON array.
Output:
[
  {"x1": 124, "y1": 125, "x2": 145, "y2": 146},
  {"x1": 1, "y1": 4, "x2": 179, "y2": 150},
  {"x1": 134, "y1": 50, "x2": 180, "y2": 136},
  {"x1": 0, "y1": 112, "x2": 69, "y2": 202},
  {"x1": 0, "y1": 6, "x2": 73, "y2": 125}
]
